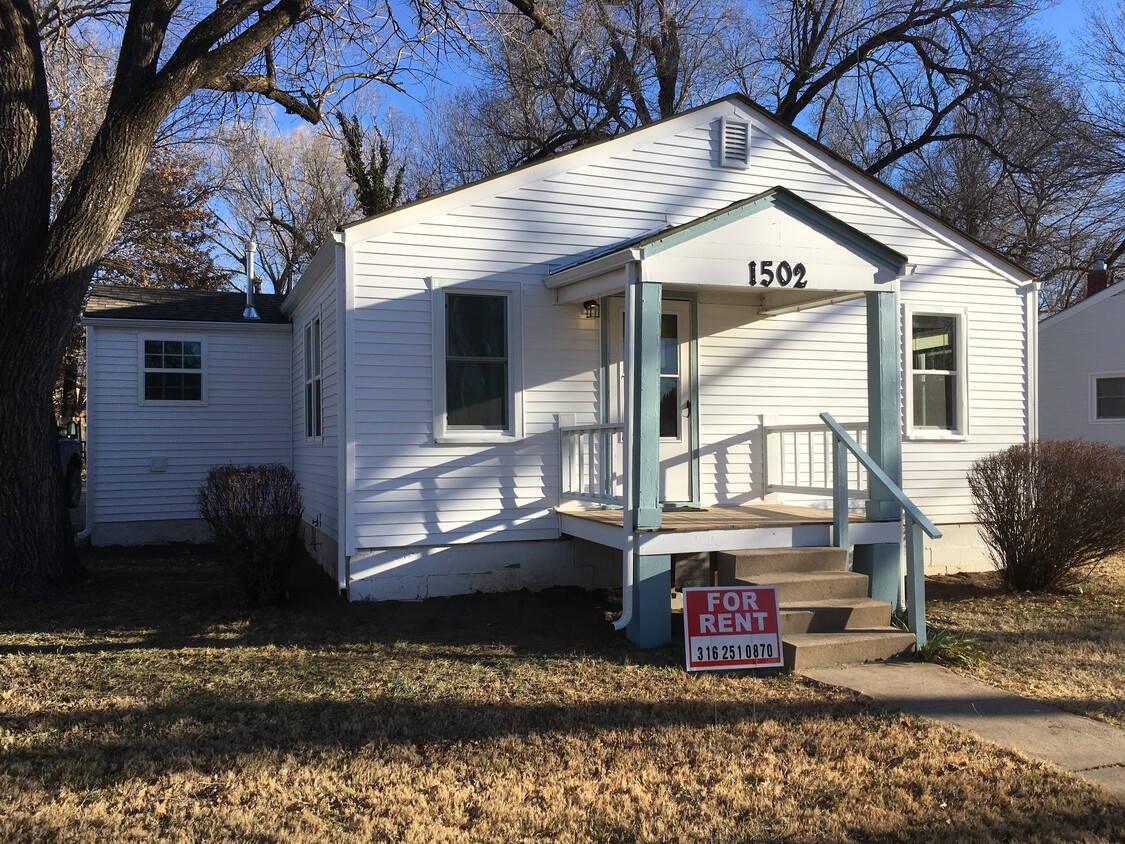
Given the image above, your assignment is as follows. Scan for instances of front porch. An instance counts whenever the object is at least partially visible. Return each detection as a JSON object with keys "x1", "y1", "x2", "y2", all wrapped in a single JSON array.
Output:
[{"x1": 546, "y1": 187, "x2": 941, "y2": 659}]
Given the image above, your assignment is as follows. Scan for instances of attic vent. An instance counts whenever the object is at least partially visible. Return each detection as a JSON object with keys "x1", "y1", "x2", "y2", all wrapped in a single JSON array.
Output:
[{"x1": 719, "y1": 117, "x2": 750, "y2": 169}]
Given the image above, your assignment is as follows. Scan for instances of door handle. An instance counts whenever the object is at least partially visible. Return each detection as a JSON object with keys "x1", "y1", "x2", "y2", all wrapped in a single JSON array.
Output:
[{"x1": 682, "y1": 399, "x2": 691, "y2": 418}]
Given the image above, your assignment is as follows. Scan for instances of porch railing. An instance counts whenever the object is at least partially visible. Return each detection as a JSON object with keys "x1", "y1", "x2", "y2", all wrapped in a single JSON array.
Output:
[
  {"x1": 821, "y1": 412, "x2": 941, "y2": 649},
  {"x1": 764, "y1": 420, "x2": 868, "y2": 497},
  {"x1": 559, "y1": 422, "x2": 625, "y2": 506}
]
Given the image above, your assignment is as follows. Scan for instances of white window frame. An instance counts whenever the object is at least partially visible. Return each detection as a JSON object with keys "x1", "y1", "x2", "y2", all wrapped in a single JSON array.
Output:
[
  {"x1": 431, "y1": 278, "x2": 524, "y2": 443},
  {"x1": 138, "y1": 335, "x2": 207, "y2": 406},
  {"x1": 304, "y1": 316, "x2": 323, "y2": 441},
  {"x1": 1089, "y1": 372, "x2": 1125, "y2": 424},
  {"x1": 903, "y1": 304, "x2": 969, "y2": 440}
]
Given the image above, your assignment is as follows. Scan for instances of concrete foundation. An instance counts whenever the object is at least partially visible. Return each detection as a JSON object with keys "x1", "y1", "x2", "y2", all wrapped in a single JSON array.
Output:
[
  {"x1": 348, "y1": 539, "x2": 597, "y2": 601},
  {"x1": 924, "y1": 523, "x2": 995, "y2": 574},
  {"x1": 93, "y1": 518, "x2": 211, "y2": 545}
]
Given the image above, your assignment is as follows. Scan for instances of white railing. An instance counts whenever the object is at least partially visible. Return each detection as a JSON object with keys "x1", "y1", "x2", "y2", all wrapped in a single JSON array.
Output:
[
  {"x1": 764, "y1": 420, "x2": 869, "y2": 497},
  {"x1": 559, "y1": 422, "x2": 625, "y2": 505}
]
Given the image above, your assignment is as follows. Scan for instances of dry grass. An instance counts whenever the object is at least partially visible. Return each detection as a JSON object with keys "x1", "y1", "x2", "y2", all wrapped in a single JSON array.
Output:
[
  {"x1": 928, "y1": 555, "x2": 1125, "y2": 730},
  {"x1": 1, "y1": 547, "x2": 1122, "y2": 843}
]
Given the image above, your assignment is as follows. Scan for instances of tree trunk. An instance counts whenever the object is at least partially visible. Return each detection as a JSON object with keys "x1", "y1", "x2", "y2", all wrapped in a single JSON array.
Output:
[{"x1": 0, "y1": 288, "x2": 83, "y2": 593}]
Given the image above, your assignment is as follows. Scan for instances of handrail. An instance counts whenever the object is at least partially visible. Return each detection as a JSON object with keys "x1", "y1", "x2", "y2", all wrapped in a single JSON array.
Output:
[
  {"x1": 820, "y1": 413, "x2": 941, "y2": 538},
  {"x1": 821, "y1": 411, "x2": 939, "y2": 650}
]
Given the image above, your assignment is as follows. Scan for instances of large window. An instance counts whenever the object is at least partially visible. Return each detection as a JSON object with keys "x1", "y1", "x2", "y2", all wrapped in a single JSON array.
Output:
[
  {"x1": 143, "y1": 339, "x2": 202, "y2": 402},
  {"x1": 433, "y1": 282, "x2": 523, "y2": 442},
  {"x1": 305, "y1": 318, "x2": 322, "y2": 439},
  {"x1": 1094, "y1": 375, "x2": 1125, "y2": 421},
  {"x1": 906, "y1": 308, "x2": 967, "y2": 437},
  {"x1": 446, "y1": 293, "x2": 508, "y2": 428}
]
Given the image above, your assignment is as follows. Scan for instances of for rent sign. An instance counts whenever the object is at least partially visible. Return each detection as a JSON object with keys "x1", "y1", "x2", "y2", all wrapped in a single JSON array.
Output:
[{"x1": 683, "y1": 586, "x2": 784, "y2": 671}]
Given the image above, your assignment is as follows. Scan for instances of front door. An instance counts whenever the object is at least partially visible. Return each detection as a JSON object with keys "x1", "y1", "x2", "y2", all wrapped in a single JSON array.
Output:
[{"x1": 608, "y1": 298, "x2": 694, "y2": 504}]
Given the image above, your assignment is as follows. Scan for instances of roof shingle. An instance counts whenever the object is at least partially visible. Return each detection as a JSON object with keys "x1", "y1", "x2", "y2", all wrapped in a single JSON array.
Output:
[{"x1": 83, "y1": 285, "x2": 288, "y2": 325}]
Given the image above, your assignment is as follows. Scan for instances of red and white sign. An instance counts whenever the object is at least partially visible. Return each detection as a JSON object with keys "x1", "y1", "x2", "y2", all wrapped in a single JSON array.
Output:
[{"x1": 683, "y1": 586, "x2": 784, "y2": 671}]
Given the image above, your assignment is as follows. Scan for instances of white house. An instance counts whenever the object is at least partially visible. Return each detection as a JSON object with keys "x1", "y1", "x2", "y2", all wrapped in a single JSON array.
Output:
[
  {"x1": 83, "y1": 95, "x2": 1036, "y2": 653},
  {"x1": 1039, "y1": 258, "x2": 1125, "y2": 445}
]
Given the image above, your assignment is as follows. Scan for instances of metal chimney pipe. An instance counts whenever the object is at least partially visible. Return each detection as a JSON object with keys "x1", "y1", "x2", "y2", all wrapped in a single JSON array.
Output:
[
  {"x1": 1087, "y1": 252, "x2": 1111, "y2": 299},
  {"x1": 243, "y1": 233, "x2": 261, "y2": 320}
]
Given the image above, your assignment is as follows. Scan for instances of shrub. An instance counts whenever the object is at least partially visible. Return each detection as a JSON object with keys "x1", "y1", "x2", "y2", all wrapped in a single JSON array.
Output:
[
  {"x1": 197, "y1": 464, "x2": 303, "y2": 603},
  {"x1": 967, "y1": 440, "x2": 1125, "y2": 592}
]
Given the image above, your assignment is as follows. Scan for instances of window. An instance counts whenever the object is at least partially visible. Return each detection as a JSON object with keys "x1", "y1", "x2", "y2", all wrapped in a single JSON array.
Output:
[
  {"x1": 305, "y1": 318, "x2": 322, "y2": 439},
  {"x1": 905, "y1": 307, "x2": 968, "y2": 438},
  {"x1": 432, "y1": 281, "x2": 523, "y2": 442},
  {"x1": 1094, "y1": 375, "x2": 1125, "y2": 421},
  {"x1": 143, "y1": 339, "x2": 202, "y2": 402}
]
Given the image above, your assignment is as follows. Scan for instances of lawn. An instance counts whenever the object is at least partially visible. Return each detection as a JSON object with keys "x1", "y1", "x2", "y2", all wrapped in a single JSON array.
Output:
[
  {"x1": 927, "y1": 554, "x2": 1125, "y2": 730},
  {"x1": 1, "y1": 547, "x2": 1122, "y2": 843}
]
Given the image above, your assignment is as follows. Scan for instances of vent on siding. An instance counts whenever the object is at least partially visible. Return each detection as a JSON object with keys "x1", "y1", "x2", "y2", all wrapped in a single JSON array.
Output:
[{"x1": 719, "y1": 117, "x2": 750, "y2": 169}]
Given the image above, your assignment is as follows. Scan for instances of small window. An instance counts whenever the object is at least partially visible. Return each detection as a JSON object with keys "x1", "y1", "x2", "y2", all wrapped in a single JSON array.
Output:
[
  {"x1": 143, "y1": 339, "x2": 202, "y2": 402},
  {"x1": 445, "y1": 293, "x2": 508, "y2": 429},
  {"x1": 906, "y1": 309, "x2": 967, "y2": 437},
  {"x1": 1094, "y1": 375, "x2": 1125, "y2": 420},
  {"x1": 305, "y1": 318, "x2": 322, "y2": 439}
]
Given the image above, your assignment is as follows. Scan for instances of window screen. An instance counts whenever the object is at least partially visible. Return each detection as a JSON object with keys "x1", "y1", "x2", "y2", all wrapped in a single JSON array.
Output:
[
  {"x1": 445, "y1": 293, "x2": 508, "y2": 429},
  {"x1": 143, "y1": 340, "x2": 202, "y2": 401}
]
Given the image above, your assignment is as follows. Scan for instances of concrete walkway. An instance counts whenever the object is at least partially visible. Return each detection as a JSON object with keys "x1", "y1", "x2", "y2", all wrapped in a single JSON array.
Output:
[{"x1": 802, "y1": 661, "x2": 1125, "y2": 798}]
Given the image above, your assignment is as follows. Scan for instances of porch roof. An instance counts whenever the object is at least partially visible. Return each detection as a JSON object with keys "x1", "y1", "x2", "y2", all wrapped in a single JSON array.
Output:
[{"x1": 546, "y1": 186, "x2": 909, "y2": 315}]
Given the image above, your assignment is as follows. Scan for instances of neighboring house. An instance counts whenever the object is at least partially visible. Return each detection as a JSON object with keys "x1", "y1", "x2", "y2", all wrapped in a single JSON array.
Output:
[
  {"x1": 83, "y1": 94, "x2": 1036, "y2": 651},
  {"x1": 1039, "y1": 258, "x2": 1125, "y2": 445}
]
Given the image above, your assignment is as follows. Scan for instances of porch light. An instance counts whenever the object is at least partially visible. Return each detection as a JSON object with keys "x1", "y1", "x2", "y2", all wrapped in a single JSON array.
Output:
[{"x1": 582, "y1": 299, "x2": 600, "y2": 320}]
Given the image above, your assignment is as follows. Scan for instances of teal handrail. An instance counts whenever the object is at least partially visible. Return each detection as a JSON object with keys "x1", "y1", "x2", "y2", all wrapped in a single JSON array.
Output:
[{"x1": 820, "y1": 412, "x2": 940, "y2": 649}]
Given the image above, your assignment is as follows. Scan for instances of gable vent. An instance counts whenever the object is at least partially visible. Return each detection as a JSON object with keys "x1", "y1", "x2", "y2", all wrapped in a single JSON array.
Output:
[{"x1": 719, "y1": 117, "x2": 750, "y2": 169}]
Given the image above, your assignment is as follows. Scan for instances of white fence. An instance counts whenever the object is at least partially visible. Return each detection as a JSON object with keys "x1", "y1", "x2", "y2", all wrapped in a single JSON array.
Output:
[
  {"x1": 559, "y1": 422, "x2": 625, "y2": 506},
  {"x1": 764, "y1": 421, "x2": 869, "y2": 497}
]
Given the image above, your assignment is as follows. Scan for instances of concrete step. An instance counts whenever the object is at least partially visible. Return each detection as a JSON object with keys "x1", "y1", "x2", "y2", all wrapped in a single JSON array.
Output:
[
  {"x1": 733, "y1": 570, "x2": 870, "y2": 602},
  {"x1": 717, "y1": 546, "x2": 846, "y2": 581},
  {"x1": 783, "y1": 628, "x2": 916, "y2": 671},
  {"x1": 779, "y1": 598, "x2": 892, "y2": 635}
]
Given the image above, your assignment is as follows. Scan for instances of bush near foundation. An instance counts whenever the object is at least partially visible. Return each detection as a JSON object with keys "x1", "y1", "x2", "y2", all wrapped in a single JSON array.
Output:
[
  {"x1": 197, "y1": 464, "x2": 303, "y2": 603},
  {"x1": 967, "y1": 440, "x2": 1125, "y2": 592}
]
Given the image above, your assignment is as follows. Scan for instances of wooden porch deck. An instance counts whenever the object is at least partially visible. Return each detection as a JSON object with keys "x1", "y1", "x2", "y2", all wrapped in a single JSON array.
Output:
[
  {"x1": 562, "y1": 503, "x2": 864, "y2": 532},
  {"x1": 558, "y1": 503, "x2": 894, "y2": 554}
]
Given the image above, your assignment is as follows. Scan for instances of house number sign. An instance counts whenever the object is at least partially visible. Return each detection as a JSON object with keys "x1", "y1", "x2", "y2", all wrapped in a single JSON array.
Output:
[{"x1": 748, "y1": 260, "x2": 808, "y2": 288}]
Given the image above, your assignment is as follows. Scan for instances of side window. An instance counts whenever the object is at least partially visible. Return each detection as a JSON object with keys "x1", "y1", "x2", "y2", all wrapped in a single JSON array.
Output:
[
  {"x1": 445, "y1": 293, "x2": 508, "y2": 429},
  {"x1": 432, "y1": 281, "x2": 523, "y2": 442},
  {"x1": 143, "y1": 339, "x2": 202, "y2": 402},
  {"x1": 906, "y1": 309, "x2": 967, "y2": 437},
  {"x1": 1094, "y1": 375, "x2": 1125, "y2": 421},
  {"x1": 305, "y1": 318, "x2": 322, "y2": 439}
]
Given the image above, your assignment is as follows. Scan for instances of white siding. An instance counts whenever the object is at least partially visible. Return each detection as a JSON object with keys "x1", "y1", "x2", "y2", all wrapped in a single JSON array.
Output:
[
  {"x1": 345, "y1": 100, "x2": 1030, "y2": 550},
  {"x1": 291, "y1": 269, "x2": 340, "y2": 539},
  {"x1": 1040, "y1": 288, "x2": 1125, "y2": 446},
  {"x1": 88, "y1": 323, "x2": 291, "y2": 527}
]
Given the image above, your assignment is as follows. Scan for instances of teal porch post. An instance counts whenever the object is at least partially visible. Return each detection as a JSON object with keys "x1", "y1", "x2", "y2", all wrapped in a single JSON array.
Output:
[
  {"x1": 626, "y1": 277, "x2": 670, "y2": 648},
  {"x1": 853, "y1": 289, "x2": 903, "y2": 605},
  {"x1": 631, "y1": 280, "x2": 663, "y2": 531},
  {"x1": 627, "y1": 553, "x2": 672, "y2": 648}
]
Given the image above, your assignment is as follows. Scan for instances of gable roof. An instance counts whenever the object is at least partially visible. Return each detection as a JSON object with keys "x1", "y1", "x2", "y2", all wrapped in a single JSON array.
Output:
[
  {"x1": 83, "y1": 285, "x2": 288, "y2": 325},
  {"x1": 1039, "y1": 282, "x2": 1125, "y2": 330},
  {"x1": 332, "y1": 93, "x2": 1030, "y2": 282}
]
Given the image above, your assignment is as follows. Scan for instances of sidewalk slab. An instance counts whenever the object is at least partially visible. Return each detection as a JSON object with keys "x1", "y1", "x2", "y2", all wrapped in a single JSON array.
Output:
[{"x1": 802, "y1": 661, "x2": 1125, "y2": 799}]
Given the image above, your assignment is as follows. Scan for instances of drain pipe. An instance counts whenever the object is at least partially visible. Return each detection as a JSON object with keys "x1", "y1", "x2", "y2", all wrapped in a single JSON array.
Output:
[
  {"x1": 612, "y1": 546, "x2": 634, "y2": 631},
  {"x1": 613, "y1": 262, "x2": 640, "y2": 632}
]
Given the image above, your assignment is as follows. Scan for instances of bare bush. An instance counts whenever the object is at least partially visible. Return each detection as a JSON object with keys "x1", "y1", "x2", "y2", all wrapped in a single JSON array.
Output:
[
  {"x1": 197, "y1": 464, "x2": 304, "y2": 603},
  {"x1": 968, "y1": 440, "x2": 1125, "y2": 591}
]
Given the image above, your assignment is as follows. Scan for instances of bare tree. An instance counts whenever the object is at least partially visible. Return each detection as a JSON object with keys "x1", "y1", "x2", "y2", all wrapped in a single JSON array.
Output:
[
  {"x1": 0, "y1": 0, "x2": 547, "y2": 593},
  {"x1": 211, "y1": 119, "x2": 355, "y2": 295}
]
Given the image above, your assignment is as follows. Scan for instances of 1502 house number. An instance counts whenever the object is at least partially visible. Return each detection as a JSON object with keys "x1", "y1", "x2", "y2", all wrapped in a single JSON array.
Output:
[{"x1": 748, "y1": 260, "x2": 808, "y2": 288}]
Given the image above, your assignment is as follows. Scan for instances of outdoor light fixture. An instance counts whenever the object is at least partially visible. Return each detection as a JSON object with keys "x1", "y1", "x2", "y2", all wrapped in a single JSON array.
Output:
[{"x1": 582, "y1": 300, "x2": 600, "y2": 320}]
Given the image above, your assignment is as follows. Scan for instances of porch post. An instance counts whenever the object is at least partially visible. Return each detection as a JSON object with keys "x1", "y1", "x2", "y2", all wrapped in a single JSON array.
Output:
[
  {"x1": 853, "y1": 289, "x2": 903, "y2": 606},
  {"x1": 623, "y1": 265, "x2": 670, "y2": 648},
  {"x1": 631, "y1": 275, "x2": 662, "y2": 531}
]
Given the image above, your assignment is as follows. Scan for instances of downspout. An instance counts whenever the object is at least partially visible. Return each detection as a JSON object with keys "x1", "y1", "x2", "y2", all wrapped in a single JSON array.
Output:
[
  {"x1": 613, "y1": 261, "x2": 641, "y2": 631},
  {"x1": 75, "y1": 323, "x2": 95, "y2": 541},
  {"x1": 334, "y1": 230, "x2": 349, "y2": 596}
]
